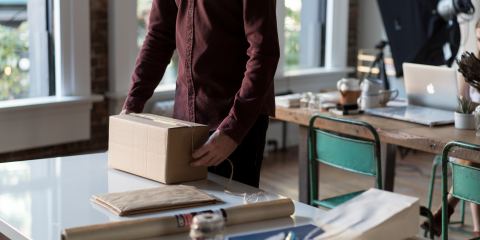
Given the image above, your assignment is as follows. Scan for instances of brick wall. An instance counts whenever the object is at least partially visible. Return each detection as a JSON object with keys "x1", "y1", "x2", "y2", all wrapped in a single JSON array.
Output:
[{"x1": 0, "y1": 0, "x2": 110, "y2": 162}]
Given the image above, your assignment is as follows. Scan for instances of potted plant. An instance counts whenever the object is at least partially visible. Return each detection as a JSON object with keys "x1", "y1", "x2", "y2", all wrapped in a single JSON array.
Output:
[
  {"x1": 457, "y1": 52, "x2": 480, "y2": 131},
  {"x1": 457, "y1": 52, "x2": 480, "y2": 92},
  {"x1": 455, "y1": 96, "x2": 476, "y2": 130}
]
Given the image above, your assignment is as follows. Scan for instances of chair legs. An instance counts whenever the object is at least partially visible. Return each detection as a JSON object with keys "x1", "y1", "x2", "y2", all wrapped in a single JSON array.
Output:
[
  {"x1": 427, "y1": 156, "x2": 441, "y2": 211},
  {"x1": 425, "y1": 155, "x2": 466, "y2": 237},
  {"x1": 424, "y1": 156, "x2": 441, "y2": 237},
  {"x1": 450, "y1": 200, "x2": 466, "y2": 225}
]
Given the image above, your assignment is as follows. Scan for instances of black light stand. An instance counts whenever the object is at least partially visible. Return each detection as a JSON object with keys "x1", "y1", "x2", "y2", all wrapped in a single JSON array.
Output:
[{"x1": 365, "y1": 40, "x2": 390, "y2": 90}]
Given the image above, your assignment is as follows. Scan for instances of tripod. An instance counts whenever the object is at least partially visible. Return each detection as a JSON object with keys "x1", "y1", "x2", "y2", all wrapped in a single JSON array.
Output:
[{"x1": 365, "y1": 40, "x2": 390, "y2": 90}]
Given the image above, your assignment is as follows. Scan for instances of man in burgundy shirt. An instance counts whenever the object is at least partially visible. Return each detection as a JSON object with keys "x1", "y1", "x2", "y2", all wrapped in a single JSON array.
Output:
[{"x1": 123, "y1": 0, "x2": 279, "y2": 187}]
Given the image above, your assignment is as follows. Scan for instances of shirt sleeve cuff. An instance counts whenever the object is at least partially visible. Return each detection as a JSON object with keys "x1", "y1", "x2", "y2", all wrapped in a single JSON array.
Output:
[
  {"x1": 123, "y1": 96, "x2": 147, "y2": 113},
  {"x1": 217, "y1": 115, "x2": 250, "y2": 144}
]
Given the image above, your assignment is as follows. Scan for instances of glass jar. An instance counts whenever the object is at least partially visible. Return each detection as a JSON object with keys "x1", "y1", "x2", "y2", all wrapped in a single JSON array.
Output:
[
  {"x1": 308, "y1": 95, "x2": 322, "y2": 110},
  {"x1": 300, "y1": 92, "x2": 312, "y2": 108},
  {"x1": 474, "y1": 106, "x2": 480, "y2": 137},
  {"x1": 189, "y1": 212, "x2": 225, "y2": 240}
]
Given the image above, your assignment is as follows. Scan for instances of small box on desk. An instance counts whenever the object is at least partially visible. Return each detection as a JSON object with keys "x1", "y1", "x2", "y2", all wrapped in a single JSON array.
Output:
[{"x1": 108, "y1": 113, "x2": 209, "y2": 184}]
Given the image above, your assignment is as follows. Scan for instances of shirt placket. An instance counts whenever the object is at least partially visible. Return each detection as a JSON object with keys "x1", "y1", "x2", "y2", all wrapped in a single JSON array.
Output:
[{"x1": 185, "y1": 0, "x2": 195, "y2": 122}]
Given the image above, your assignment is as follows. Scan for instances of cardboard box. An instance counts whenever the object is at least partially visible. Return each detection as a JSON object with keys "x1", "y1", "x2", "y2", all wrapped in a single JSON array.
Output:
[{"x1": 108, "y1": 113, "x2": 209, "y2": 184}]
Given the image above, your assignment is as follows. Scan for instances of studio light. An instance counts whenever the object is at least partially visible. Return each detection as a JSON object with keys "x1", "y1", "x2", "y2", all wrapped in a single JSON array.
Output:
[{"x1": 437, "y1": 0, "x2": 475, "y2": 21}]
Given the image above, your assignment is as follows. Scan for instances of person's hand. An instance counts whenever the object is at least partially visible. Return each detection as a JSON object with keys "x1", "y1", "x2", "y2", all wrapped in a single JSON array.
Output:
[{"x1": 191, "y1": 130, "x2": 238, "y2": 167}]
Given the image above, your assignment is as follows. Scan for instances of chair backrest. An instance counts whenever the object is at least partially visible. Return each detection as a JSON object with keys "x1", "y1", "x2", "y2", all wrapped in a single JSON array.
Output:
[
  {"x1": 308, "y1": 114, "x2": 383, "y2": 189},
  {"x1": 451, "y1": 162, "x2": 480, "y2": 204},
  {"x1": 441, "y1": 141, "x2": 480, "y2": 240}
]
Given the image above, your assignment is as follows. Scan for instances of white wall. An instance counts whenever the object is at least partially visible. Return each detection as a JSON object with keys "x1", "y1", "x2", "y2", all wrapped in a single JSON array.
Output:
[
  {"x1": 458, "y1": 0, "x2": 480, "y2": 54},
  {"x1": 356, "y1": 0, "x2": 386, "y2": 50},
  {"x1": 355, "y1": 0, "x2": 408, "y2": 98}
]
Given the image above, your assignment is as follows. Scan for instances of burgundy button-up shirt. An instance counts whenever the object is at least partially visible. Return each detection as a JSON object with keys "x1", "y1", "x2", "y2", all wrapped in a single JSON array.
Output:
[{"x1": 124, "y1": 0, "x2": 280, "y2": 143}]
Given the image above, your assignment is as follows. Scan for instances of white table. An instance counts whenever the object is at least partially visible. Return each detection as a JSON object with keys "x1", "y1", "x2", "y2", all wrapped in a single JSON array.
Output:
[{"x1": 0, "y1": 153, "x2": 325, "y2": 240}]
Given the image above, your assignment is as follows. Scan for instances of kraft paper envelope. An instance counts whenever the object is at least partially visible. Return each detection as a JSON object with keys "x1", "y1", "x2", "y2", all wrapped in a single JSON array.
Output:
[
  {"x1": 315, "y1": 188, "x2": 419, "y2": 240},
  {"x1": 92, "y1": 185, "x2": 217, "y2": 216}
]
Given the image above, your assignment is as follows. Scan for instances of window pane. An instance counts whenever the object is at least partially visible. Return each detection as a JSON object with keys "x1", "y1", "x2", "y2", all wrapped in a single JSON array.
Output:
[
  {"x1": 137, "y1": 0, "x2": 177, "y2": 88},
  {"x1": 0, "y1": 0, "x2": 50, "y2": 101},
  {"x1": 0, "y1": 1, "x2": 29, "y2": 100},
  {"x1": 285, "y1": 0, "x2": 327, "y2": 71},
  {"x1": 285, "y1": 0, "x2": 301, "y2": 70}
]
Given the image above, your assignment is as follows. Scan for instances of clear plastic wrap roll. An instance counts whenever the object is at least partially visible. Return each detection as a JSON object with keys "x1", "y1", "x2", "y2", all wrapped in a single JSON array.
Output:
[{"x1": 62, "y1": 198, "x2": 294, "y2": 240}]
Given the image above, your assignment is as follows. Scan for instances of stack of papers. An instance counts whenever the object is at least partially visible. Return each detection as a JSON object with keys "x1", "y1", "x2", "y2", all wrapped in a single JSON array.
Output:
[
  {"x1": 315, "y1": 189, "x2": 419, "y2": 240},
  {"x1": 317, "y1": 91, "x2": 340, "y2": 104},
  {"x1": 275, "y1": 94, "x2": 302, "y2": 108}
]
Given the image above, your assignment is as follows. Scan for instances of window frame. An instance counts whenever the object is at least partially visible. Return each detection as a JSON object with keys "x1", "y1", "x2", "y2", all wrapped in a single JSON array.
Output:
[
  {"x1": 0, "y1": 0, "x2": 51, "y2": 100},
  {"x1": 0, "y1": 0, "x2": 102, "y2": 153},
  {"x1": 276, "y1": 0, "x2": 352, "y2": 93}
]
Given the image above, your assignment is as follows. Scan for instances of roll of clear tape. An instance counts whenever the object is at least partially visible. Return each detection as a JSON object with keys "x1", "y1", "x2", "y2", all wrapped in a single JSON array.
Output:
[
  {"x1": 189, "y1": 212, "x2": 225, "y2": 240},
  {"x1": 62, "y1": 198, "x2": 295, "y2": 240}
]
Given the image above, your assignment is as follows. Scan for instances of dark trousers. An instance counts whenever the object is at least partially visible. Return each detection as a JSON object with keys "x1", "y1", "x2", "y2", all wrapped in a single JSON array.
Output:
[{"x1": 208, "y1": 115, "x2": 269, "y2": 188}]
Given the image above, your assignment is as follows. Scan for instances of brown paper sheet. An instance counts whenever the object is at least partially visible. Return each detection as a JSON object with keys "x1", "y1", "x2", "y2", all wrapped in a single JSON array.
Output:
[
  {"x1": 62, "y1": 198, "x2": 295, "y2": 240},
  {"x1": 92, "y1": 185, "x2": 217, "y2": 216}
]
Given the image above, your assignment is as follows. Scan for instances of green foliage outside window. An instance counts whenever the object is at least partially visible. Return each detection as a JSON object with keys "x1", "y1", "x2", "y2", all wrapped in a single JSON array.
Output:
[
  {"x1": 285, "y1": 5, "x2": 301, "y2": 70},
  {"x1": 0, "y1": 22, "x2": 29, "y2": 101},
  {"x1": 136, "y1": 0, "x2": 302, "y2": 74},
  {"x1": 137, "y1": 0, "x2": 178, "y2": 85}
]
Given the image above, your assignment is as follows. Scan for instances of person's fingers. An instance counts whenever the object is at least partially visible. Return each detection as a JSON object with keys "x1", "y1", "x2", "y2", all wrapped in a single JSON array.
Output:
[
  {"x1": 205, "y1": 156, "x2": 218, "y2": 167},
  {"x1": 192, "y1": 144, "x2": 211, "y2": 159},
  {"x1": 191, "y1": 151, "x2": 216, "y2": 166}
]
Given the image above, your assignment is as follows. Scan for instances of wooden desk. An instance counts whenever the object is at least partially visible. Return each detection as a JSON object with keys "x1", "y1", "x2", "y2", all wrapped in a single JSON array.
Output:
[{"x1": 274, "y1": 106, "x2": 480, "y2": 204}]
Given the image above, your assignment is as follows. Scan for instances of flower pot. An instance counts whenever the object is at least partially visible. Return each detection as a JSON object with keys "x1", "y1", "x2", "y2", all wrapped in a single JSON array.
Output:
[{"x1": 454, "y1": 112, "x2": 476, "y2": 130}]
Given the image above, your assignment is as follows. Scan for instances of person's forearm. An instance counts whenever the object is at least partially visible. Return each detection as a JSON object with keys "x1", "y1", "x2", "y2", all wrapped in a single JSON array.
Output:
[
  {"x1": 124, "y1": 0, "x2": 177, "y2": 113},
  {"x1": 217, "y1": 0, "x2": 280, "y2": 143}
]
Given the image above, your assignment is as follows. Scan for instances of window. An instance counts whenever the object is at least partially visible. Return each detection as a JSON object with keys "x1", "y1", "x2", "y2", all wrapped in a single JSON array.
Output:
[
  {"x1": 137, "y1": 0, "x2": 177, "y2": 89},
  {"x1": 0, "y1": 0, "x2": 53, "y2": 101},
  {"x1": 109, "y1": 0, "x2": 349, "y2": 100},
  {"x1": 135, "y1": 0, "x2": 328, "y2": 74},
  {"x1": 285, "y1": 0, "x2": 327, "y2": 71}
]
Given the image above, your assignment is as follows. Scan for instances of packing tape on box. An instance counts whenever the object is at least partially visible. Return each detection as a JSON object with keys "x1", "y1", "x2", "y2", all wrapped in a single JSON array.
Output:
[
  {"x1": 61, "y1": 198, "x2": 295, "y2": 240},
  {"x1": 131, "y1": 112, "x2": 197, "y2": 152},
  {"x1": 131, "y1": 113, "x2": 197, "y2": 127}
]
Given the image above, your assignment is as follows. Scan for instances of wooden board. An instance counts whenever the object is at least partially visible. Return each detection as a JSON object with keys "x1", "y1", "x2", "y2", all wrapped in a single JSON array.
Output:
[{"x1": 274, "y1": 107, "x2": 480, "y2": 162}]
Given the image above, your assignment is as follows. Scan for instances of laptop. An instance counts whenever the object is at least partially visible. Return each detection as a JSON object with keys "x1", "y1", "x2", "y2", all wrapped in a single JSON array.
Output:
[{"x1": 365, "y1": 63, "x2": 458, "y2": 126}]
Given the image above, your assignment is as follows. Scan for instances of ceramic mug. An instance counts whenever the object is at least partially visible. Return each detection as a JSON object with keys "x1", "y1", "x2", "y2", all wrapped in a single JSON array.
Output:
[
  {"x1": 378, "y1": 89, "x2": 399, "y2": 106},
  {"x1": 357, "y1": 95, "x2": 382, "y2": 109},
  {"x1": 360, "y1": 79, "x2": 384, "y2": 95}
]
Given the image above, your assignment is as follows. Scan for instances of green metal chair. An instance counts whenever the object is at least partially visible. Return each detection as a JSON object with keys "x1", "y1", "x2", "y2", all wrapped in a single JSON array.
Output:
[
  {"x1": 441, "y1": 141, "x2": 480, "y2": 240},
  {"x1": 308, "y1": 114, "x2": 383, "y2": 208},
  {"x1": 424, "y1": 155, "x2": 466, "y2": 238}
]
